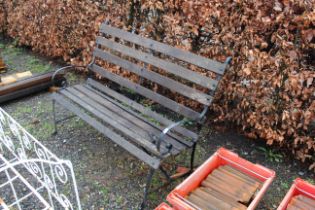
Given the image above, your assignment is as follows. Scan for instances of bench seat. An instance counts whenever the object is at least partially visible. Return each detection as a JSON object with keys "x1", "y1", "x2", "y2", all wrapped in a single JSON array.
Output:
[{"x1": 52, "y1": 78, "x2": 198, "y2": 169}]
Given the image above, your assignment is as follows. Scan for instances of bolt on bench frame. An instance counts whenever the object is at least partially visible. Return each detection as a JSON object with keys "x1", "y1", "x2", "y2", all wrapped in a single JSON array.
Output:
[{"x1": 51, "y1": 22, "x2": 231, "y2": 209}]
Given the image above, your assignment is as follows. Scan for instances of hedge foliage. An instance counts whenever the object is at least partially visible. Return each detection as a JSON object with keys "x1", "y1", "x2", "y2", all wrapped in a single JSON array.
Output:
[{"x1": 0, "y1": 0, "x2": 314, "y2": 170}]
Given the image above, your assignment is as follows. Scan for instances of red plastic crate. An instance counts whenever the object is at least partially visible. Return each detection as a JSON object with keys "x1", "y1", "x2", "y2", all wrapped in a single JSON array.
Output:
[
  {"x1": 167, "y1": 147, "x2": 276, "y2": 210},
  {"x1": 277, "y1": 178, "x2": 315, "y2": 210},
  {"x1": 155, "y1": 203, "x2": 174, "y2": 210}
]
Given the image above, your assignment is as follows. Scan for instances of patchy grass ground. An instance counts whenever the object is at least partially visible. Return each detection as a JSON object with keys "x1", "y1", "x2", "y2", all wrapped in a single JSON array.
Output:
[{"x1": 1, "y1": 39, "x2": 314, "y2": 210}]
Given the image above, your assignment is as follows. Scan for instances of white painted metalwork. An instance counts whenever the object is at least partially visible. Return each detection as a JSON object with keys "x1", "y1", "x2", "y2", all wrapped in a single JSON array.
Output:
[{"x1": 0, "y1": 108, "x2": 81, "y2": 210}]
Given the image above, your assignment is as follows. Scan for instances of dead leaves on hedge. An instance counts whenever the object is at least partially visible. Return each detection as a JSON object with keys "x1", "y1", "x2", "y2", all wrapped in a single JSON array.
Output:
[{"x1": 0, "y1": 0, "x2": 314, "y2": 170}]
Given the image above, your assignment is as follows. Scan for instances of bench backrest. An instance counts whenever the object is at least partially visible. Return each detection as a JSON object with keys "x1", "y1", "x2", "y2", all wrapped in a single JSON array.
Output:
[{"x1": 89, "y1": 23, "x2": 229, "y2": 121}]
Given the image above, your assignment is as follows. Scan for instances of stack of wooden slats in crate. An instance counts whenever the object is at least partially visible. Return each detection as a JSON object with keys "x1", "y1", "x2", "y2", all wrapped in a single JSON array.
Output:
[
  {"x1": 286, "y1": 195, "x2": 315, "y2": 210},
  {"x1": 187, "y1": 165, "x2": 263, "y2": 210}
]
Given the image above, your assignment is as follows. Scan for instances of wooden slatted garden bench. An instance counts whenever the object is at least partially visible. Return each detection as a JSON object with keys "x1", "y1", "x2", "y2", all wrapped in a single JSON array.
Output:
[{"x1": 51, "y1": 22, "x2": 231, "y2": 209}]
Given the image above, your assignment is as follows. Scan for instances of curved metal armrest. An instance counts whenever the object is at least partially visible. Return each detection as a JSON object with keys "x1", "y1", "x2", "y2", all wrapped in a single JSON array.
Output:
[
  {"x1": 51, "y1": 65, "x2": 86, "y2": 87},
  {"x1": 157, "y1": 118, "x2": 188, "y2": 152}
]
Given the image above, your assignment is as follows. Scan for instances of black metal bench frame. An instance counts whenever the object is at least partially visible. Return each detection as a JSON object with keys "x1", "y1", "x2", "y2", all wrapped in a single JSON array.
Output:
[{"x1": 51, "y1": 22, "x2": 231, "y2": 209}]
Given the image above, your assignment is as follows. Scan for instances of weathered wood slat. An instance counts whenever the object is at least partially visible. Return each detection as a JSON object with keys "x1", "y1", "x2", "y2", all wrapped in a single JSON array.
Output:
[
  {"x1": 60, "y1": 88, "x2": 170, "y2": 156},
  {"x1": 191, "y1": 188, "x2": 237, "y2": 209},
  {"x1": 200, "y1": 187, "x2": 247, "y2": 210},
  {"x1": 69, "y1": 86, "x2": 176, "y2": 154},
  {"x1": 83, "y1": 87, "x2": 194, "y2": 149},
  {"x1": 79, "y1": 85, "x2": 190, "y2": 150},
  {"x1": 93, "y1": 48, "x2": 213, "y2": 105},
  {"x1": 96, "y1": 36, "x2": 218, "y2": 90},
  {"x1": 51, "y1": 93, "x2": 161, "y2": 169},
  {"x1": 74, "y1": 85, "x2": 186, "y2": 152},
  {"x1": 90, "y1": 64, "x2": 201, "y2": 120},
  {"x1": 86, "y1": 78, "x2": 198, "y2": 141},
  {"x1": 100, "y1": 24, "x2": 226, "y2": 75},
  {"x1": 187, "y1": 193, "x2": 217, "y2": 210}
]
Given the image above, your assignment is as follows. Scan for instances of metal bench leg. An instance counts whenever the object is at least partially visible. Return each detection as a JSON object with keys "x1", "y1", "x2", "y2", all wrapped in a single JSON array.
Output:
[
  {"x1": 52, "y1": 99, "x2": 58, "y2": 135},
  {"x1": 159, "y1": 165, "x2": 171, "y2": 183},
  {"x1": 190, "y1": 142, "x2": 197, "y2": 171},
  {"x1": 140, "y1": 168, "x2": 155, "y2": 210}
]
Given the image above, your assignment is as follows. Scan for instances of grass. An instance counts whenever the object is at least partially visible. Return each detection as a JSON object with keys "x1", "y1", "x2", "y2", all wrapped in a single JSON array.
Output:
[
  {"x1": 1, "y1": 41, "x2": 52, "y2": 74},
  {"x1": 99, "y1": 185, "x2": 110, "y2": 204},
  {"x1": 25, "y1": 56, "x2": 51, "y2": 74},
  {"x1": 14, "y1": 106, "x2": 33, "y2": 116},
  {"x1": 306, "y1": 178, "x2": 315, "y2": 185}
]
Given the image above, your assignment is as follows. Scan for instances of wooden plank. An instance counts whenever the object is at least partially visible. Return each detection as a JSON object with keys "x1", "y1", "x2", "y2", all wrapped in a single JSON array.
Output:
[
  {"x1": 187, "y1": 193, "x2": 217, "y2": 210},
  {"x1": 93, "y1": 48, "x2": 213, "y2": 105},
  {"x1": 0, "y1": 71, "x2": 32, "y2": 86},
  {"x1": 79, "y1": 84, "x2": 189, "y2": 147},
  {"x1": 96, "y1": 36, "x2": 218, "y2": 90},
  {"x1": 86, "y1": 78, "x2": 198, "y2": 141},
  {"x1": 286, "y1": 202, "x2": 302, "y2": 210},
  {"x1": 51, "y1": 93, "x2": 161, "y2": 169},
  {"x1": 84, "y1": 84, "x2": 194, "y2": 148},
  {"x1": 222, "y1": 165, "x2": 262, "y2": 184},
  {"x1": 0, "y1": 71, "x2": 62, "y2": 96},
  {"x1": 294, "y1": 195, "x2": 315, "y2": 208},
  {"x1": 100, "y1": 24, "x2": 226, "y2": 75},
  {"x1": 0, "y1": 82, "x2": 52, "y2": 104},
  {"x1": 192, "y1": 188, "x2": 238, "y2": 210},
  {"x1": 209, "y1": 170, "x2": 259, "y2": 197},
  {"x1": 200, "y1": 187, "x2": 247, "y2": 210},
  {"x1": 217, "y1": 166, "x2": 261, "y2": 187},
  {"x1": 289, "y1": 197, "x2": 313, "y2": 210},
  {"x1": 202, "y1": 177, "x2": 251, "y2": 203},
  {"x1": 60, "y1": 88, "x2": 169, "y2": 156},
  {"x1": 70, "y1": 86, "x2": 175, "y2": 154},
  {"x1": 74, "y1": 85, "x2": 186, "y2": 152},
  {"x1": 90, "y1": 64, "x2": 201, "y2": 120}
]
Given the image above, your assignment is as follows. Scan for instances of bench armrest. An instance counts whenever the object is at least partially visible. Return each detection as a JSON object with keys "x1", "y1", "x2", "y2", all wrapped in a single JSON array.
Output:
[
  {"x1": 157, "y1": 119, "x2": 188, "y2": 153},
  {"x1": 52, "y1": 65, "x2": 86, "y2": 87}
]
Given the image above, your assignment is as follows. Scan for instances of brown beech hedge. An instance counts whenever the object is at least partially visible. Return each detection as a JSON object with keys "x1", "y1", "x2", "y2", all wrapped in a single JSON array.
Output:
[{"x1": 0, "y1": 0, "x2": 314, "y2": 170}]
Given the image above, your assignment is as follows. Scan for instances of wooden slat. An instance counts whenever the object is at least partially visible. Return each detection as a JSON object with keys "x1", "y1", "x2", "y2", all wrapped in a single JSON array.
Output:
[
  {"x1": 187, "y1": 193, "x2": 217, "y2": 210},
  {"x1": 191, "y1": 188, "x2": 239, "y2": 210},
  {"x1": 100, "y1": 24, "x2": 226, "y2": 75},
  {"x1": 96, "y1": 36, "x2": 218, "y2": 90},
  {"x1": 86, "y1": 78, "x2": 198, "y2": 141},
  {"x1": 210, "y1": 170, "x2": 260, "y2": 194},
  {"x1": 69, "y1": 87, "x2": 176, "y2": 154},
  {"x1": 90, "y1": 64, "x2": 201, "y2": 120},
  {"x1": 93, "y1": 48, "x2": 213, "y2": 105},
  {"x1": 202, "y1": 176, "x2": 251, "y2": 203},
  {"x1": 60, "y1": 88, "x2": 170, "y2": 156},
  {"x1": 200, "y1": 187, "x2": 247, "y2": 210},
  {"x1": 74, "y1": 85, "x2": 187, "y2": 152},
  {"x1": 217, "y1": 166, "x2": 262, "y2": 186},
  {"x1": 295, "y1": 195, "x2": 315, "y2": 207},
  {"x1": 80, "y1": 85, "x2": 191, "y2": 149},
  {"x1": 222, "y1": 165, "x2": 262, "y2": 184},
  {"x1": 51, "y1": 93, "x2": 161, "y2": 169}
]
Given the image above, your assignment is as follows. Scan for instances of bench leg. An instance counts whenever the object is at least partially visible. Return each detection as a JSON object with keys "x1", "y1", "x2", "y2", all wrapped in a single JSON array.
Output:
[
  {"x1": 52, "y1": 99, "x2": 58, "y2": 135},
  {"x1": 140, "y1": 168, "x2": 155, "y2": 210},
  {"x1": 190, "y1": 142, "x2": 197, "y2": 171},
  {"x1": 159, "y1": 165, "x2": 172, "y2": 183}
]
